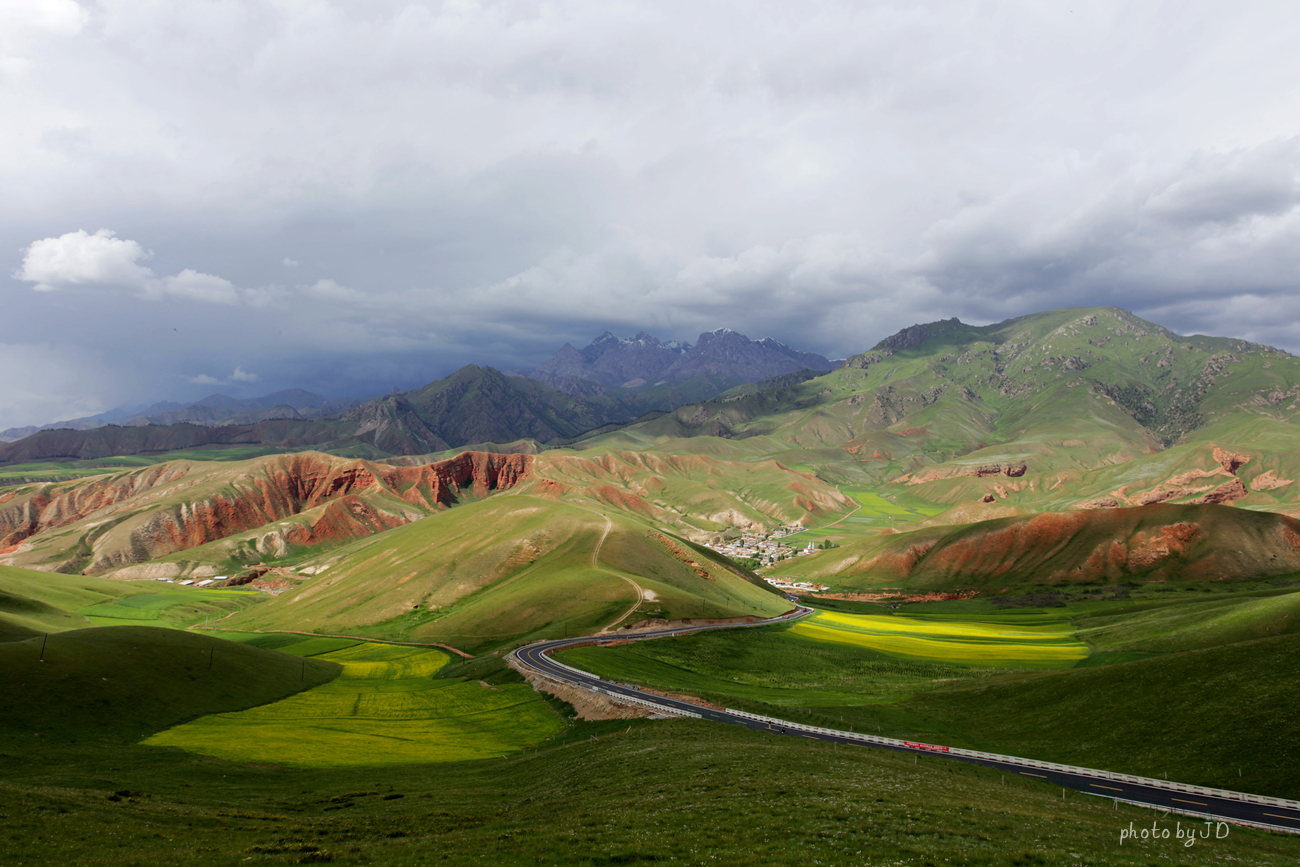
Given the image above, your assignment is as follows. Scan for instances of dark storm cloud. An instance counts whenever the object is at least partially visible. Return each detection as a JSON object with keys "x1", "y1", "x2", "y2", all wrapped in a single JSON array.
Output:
[{"x1": 4, "y1": 0, "x2": 1300, "y2": 425}]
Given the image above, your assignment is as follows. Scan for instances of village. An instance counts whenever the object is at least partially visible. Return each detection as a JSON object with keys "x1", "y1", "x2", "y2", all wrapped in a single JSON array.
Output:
[{"x1": 704, "y1": 524, "x2": 829, "y2": 594}]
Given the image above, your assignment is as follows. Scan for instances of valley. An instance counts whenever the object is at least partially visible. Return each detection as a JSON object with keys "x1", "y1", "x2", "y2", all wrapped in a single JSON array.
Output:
[{"x1": 6, "y1": 306, "x2": 1300, "y2": 865}]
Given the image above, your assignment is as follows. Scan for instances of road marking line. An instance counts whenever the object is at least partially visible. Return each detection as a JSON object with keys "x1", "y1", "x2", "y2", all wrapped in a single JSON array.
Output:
[
  {"x1": 1020, "y1": 772, "x2": 1046, "y2": 778},
  {"x1": 1090, "y1": 784, "x2": 1122, "y2": 792},
  {"x1": 1264, "y1": 813, "x2": 1299, "y2": 822},
  {"x1": 1172, "y1": 798, "x2": 1207, "y2": 806}
]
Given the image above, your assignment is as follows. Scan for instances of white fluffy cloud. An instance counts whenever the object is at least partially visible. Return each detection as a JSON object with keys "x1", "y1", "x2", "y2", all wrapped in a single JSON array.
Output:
[
  {"x1": 16, "y1": 228, "x2": 152, "y2": 292},
  {"x1": 16, "y1": 228, "x2": 277, "y2": 306}
]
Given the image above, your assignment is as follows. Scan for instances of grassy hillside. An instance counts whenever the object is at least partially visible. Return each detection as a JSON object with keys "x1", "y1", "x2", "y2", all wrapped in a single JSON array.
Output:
[
  {"x1": 216, "y1": 495, "x2": 790, "y2": 653},
  {"x1": 0, "y1": 564, "x2": 149, "y2": 637},
  {"x1": 0, "y1": 565, "x2": 264, "y2": 639},
  {"x1": 0, "y1": 625, "x2": 339, "y2": 744},
  {"x1": 573, "y1": 307, "x2": 1300, "y2": 536},
  {"x1": 7, "y1": 718, "x2": 1300, "y2": 866},
  {"x1": 147, "y1": 641, "x2": 562, "y2": 766},
  {"x1": 906, "y1": 633, "x2": 1300, "y2": 798},
  {"x1": 559, "y1": 588, "x2": 1300, "y2": 798},
  {"x1": 527, "y1": 448, "x2": 857, "y2": 539},
  {"x1": 768, "y1": 502, "x2": 1300, "y2": 592}
]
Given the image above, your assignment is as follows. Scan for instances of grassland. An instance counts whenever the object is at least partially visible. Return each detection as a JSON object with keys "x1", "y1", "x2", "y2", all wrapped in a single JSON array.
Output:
[
  {"x1": 219, "y1": 496, "x2": 789, "y2": 653},
  {"x1": 81, "y1": 587, "x2": 264, "y2": 628},
  {"x1": 558, "y1": 622, "x2": 1012, "y2": 708},
  {"x1": 558, "y1": 589, "x2": 1300, "y2": 798},
  {"x1": 0, "y1": 625, "x2": 339, "y2": 743},
  {"x1": 788, "y1": 609, "x2": 1088, "y2": 667},
  {"x1": 0, "y1": 564, "x2": 260, "y2": 638},
  {"x1": 7, "y1": 712, "x2": 1300, "y2": 866},
  {"x1": 146, "y1": 641, "x2": 564, "y2": 766}
]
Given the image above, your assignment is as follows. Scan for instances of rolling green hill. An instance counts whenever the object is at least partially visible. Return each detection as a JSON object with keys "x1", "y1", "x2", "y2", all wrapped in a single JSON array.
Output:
[
  {"x1": 576, "y1": 307, "x2": 1300, "y2": 530},
  {"x1": 0, "y1": 625, "x2": 339, "y2": 744},
  {"x1": 217, "y1": 495, "x2": 791, "y2": 653}
]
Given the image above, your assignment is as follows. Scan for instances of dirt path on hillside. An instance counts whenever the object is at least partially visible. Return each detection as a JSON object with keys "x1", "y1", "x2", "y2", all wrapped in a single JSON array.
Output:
[{"x1": 586, "y1": 514, "x2": 647, "y2": 634}]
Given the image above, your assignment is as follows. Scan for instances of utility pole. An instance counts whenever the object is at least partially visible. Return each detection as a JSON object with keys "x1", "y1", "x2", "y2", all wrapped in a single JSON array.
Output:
[{"x1": 39, "y1": 633, "x2": 47, "y2": 662}]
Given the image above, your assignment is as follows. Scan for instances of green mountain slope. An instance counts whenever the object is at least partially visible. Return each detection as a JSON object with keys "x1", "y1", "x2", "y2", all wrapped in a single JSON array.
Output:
[
  {"x1": 217, "y1": 495, "x2": 791, "y2": 653},
  {"x1": 579, "y1": 307, "x2": 1300, "y2": 526}
]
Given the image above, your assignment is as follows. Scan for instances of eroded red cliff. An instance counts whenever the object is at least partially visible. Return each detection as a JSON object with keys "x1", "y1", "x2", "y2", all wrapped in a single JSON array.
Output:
[{"x1": 0, "y1": 451, "x2": 533, "y2": 573}]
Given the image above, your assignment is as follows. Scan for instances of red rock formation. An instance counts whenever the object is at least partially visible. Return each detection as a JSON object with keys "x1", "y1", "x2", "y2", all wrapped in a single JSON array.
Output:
[
  {"x1": 0, "y1": 451, "x2": 533, "y2": 573},
  {"x1": 0, "y1": 463, "x2": 192, "y2": 549},
  {"x1": 1074, "y1": 496, "x2": 1121, "y2": 509},
  {"x1": 653, "y1": 533, "x2": 715, "y2": 581},
  {"x1": 907, "y1": 461, "x2": 1028, "y2": 485},
  {"x1": 1213, "y1": 447, "x2": 1251, "y2": 475},
  {"x1": 1195, "y1": 477, "x2": 1248, "y2": 505},
  {"x1": 1130, "y1": 482, "x2": 1214, "y2": 506},
  {"x1": 845, "y1": 504, "x2": 1300, "y2": 587},
  {"x1": 1252, "y1": 470, "x2": 1294, "y2": 492}
]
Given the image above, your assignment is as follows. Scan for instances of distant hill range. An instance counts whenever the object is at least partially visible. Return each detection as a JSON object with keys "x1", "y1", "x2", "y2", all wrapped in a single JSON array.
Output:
[
  {"x1": 0, "y1": 328, "x2": 835, "y2": 460},
  {"x1": 524, "y1": 328, "x2": 833, "y2": 395},
  {"x1": 0, "y1": 390, "x2": 363, "y2": 442}
]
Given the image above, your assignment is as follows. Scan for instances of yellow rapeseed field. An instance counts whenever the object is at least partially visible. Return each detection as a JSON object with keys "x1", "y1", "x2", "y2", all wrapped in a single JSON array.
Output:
[
  {"x1": 145, "y1": 642, "x2": 563, "y2": 766},
  {"x1": 790, "y1": 610, "x2": 1088, "y2": 667}
]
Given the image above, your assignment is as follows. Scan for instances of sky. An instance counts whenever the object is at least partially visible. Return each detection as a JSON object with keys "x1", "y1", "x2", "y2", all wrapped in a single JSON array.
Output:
[{"x1": 5, "y1": 0, "x2": 1300, "y2": 426}]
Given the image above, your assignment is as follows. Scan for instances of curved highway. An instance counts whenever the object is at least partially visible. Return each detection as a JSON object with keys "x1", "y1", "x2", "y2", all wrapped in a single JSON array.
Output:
[{"x1": 510, "y1": 603, "x2": 1300, "y2": 835}]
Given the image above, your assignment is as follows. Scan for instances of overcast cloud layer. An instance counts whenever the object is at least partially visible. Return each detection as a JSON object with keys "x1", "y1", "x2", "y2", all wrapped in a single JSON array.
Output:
[{"x1": 5, "y1": 0, "x2": 1300, "y2": 426}]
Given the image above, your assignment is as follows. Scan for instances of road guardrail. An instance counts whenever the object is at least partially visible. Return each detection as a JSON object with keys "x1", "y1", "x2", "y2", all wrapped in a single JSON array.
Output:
[{"x1": 721, "y1": 708, "x2": 1300, "y2": 813}]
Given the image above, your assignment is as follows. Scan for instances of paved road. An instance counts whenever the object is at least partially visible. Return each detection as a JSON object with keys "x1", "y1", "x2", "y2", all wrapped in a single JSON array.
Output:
[{"x1": 510, "y1": 604, "x2": 1300, "y2": 834}]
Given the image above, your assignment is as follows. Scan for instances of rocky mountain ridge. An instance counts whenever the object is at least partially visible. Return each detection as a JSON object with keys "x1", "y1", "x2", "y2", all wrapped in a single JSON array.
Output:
[{"x1": 527, "y1": 328, "x2": 833, "y2": 395}]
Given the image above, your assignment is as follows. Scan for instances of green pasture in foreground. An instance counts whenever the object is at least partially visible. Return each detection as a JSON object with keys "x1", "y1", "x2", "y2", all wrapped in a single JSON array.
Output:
[
  {"x1": 146, "y1": 641, "x2": 564, "y2": 766},
  {"x1": 561, "y1": 590, "x2": 1300, "y2": 797},
  {"x1": 10, "y1": 716, "x2": 1300, "y2": 867},
  {"x1": 0, "y1": 626, "x2": 339, "y2": 743},
  {"x1": 788, "y1": 609, "x2": 1089, "y2": 667}
]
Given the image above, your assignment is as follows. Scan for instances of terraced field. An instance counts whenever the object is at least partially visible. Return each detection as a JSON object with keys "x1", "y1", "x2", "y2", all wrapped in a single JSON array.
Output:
[
  {"x1": 146, "y1": 640, "x2": 564, "y2": 766},
  {"x1": 788, "y1": 610, "x2": 1089, "y2": 668}
]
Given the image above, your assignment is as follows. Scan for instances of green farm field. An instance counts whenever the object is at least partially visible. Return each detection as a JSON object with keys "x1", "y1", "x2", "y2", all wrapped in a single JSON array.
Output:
[
  {"x1": 146, "y1": 640, "x2": 564, "y2": 766},
  {"x1": 788, "y1": 609, "x2": 1088, "y2": 667}
]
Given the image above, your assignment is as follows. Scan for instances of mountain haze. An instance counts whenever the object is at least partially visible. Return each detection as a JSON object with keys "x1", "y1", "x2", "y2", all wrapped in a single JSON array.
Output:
[{"x1": 527, "y1": 328, "x2": 833, "y2": 396}]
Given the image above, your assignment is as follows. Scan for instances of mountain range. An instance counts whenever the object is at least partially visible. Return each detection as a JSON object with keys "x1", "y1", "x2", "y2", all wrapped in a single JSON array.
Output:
[
  {"x1": 0, "y1": 328, "x2": 836, "y2": 460},
  {"x1": 524, "y1": 328, "x2": 833, "y2": 394}
]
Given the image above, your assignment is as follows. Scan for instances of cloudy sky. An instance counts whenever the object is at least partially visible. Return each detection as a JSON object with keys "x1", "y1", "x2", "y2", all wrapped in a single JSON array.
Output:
[{"x1": 5, "y1": 0, "x2": 1300, "y2": 426}]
